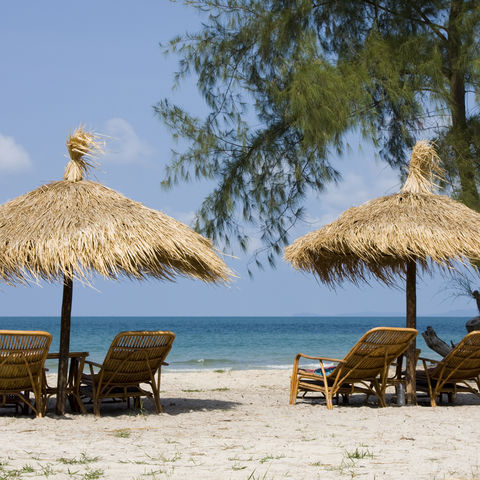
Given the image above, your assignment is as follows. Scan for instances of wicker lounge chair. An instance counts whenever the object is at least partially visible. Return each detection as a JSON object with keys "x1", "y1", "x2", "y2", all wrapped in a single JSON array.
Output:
[
  {"x1": 416, "y1": 331, "x2": 480, "y2": 406},
  {"x1": 289, "y1": 327, "x2": 417, "y2": 409},
  {"x1": 81, "y1": 331, "x2": 175, "y2": 416},
  {"x1": 0, "y1": 330, "x2": 52, "y2": 417}
]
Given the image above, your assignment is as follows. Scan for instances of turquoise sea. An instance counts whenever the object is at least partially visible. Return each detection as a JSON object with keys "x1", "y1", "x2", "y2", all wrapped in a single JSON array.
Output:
[{"x1": 0, "y1": 316, "x2": 472, "y2": 372}]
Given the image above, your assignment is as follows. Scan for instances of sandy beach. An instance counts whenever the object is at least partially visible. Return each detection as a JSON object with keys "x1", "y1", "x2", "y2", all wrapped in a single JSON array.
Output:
[{"x1": 1, "y1": 369, "x2": 480, "y2": 479}]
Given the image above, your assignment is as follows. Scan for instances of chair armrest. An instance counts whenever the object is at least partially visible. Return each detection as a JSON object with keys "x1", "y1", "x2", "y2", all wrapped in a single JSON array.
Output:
[
  {"x1": 161, "y1": 362, "x2": 169, "y2": 366},
  {"x1": 84, "y1": 360, "x2": 103, "y2": 368},
  {"x1": 85, "y1": 360, "x2": 103, "y2": 368},
  {"x1": 294, "y1": 353, "x2": 345, "y2": 363},
  {"x1": 419, "y1": 357, "x2": 441, "y2": 376},
  {"x1": 418, "y1": 357, "x2": 440, "y2": 364},
  {"x1": 84, "y1": 360, "x2": 103, "y2": 376},
  {"x1": 292, "y1": 353, "x2": 344, "y2": 381},
  {"x1": 83, "y1": 360, "x2": 103, "y2": 378}
]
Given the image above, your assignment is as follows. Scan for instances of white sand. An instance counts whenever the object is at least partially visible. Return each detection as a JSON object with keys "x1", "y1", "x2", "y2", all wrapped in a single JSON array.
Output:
[{"x1": 1, "y1": 369, "x2": 480, "y2": 479}]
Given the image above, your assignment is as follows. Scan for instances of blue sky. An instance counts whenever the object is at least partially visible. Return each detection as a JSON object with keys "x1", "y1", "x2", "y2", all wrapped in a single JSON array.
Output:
[{"x1": 0, "y1": 1, "x2": 475, "y2": 317}]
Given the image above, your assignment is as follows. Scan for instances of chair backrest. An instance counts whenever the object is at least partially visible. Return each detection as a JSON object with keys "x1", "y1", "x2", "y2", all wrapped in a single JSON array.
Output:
[
  {"x1": 332, "y1": 327, "x2": 417, "y2": 382},
  {"x1": 430, "y1": 331, "x2": 480, "y2": 382},
  {"x1": 0, "y1": 330, "x2": 52, "y2": 391},
  {"x1": 99, "y1": 331, "x2": 175, "y2": 385}
]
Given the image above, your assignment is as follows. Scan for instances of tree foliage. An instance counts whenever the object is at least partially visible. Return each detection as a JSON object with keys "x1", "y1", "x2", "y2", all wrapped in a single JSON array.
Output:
[{"x1": 156, "y1": 0, "x2": 480, "y2": 268}]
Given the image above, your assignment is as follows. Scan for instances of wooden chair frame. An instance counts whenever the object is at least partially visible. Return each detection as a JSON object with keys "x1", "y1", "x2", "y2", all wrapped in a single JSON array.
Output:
[
  {"x1": 0, "y1": 330, "x2": 52, "y2": 417},
  {"x1": 416, "y1": 331, "x2": 480, "y2": 406},
  {"x1": 289, "y1": 327, "x2": 417, "y2": 409},
  {"x1": 81, "y1": 331, "x2": 175, "y2": 416}
]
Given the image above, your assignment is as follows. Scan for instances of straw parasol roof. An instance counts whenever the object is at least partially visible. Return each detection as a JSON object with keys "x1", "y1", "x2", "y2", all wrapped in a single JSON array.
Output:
[
  {"x1": 0, "y1": 130, "x2": 231, "y2": 285},
  {"x1": 285, "y1": 142, "x2": 480, "y2": 284},
  {"x1": 0, "y1": 127, "x2": 232, "y2": 414},
  {"x1": 284, "y1": 141, "x2": 480, "y2": 403}
]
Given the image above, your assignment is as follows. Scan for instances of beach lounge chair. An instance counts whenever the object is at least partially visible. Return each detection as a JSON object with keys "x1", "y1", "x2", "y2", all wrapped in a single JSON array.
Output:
[
  {"x1": 81, "y1": 331, "x2": 175, "y2": 416},
  {"x1": 0, "y1": 330, "x2": 52, "y2": 417},
  {"x1": 289, "y1": 327, "x2": 417, "y2": 409},
  {"x1": 416, "y1": 331, "x2": 480, "y2": 406}
]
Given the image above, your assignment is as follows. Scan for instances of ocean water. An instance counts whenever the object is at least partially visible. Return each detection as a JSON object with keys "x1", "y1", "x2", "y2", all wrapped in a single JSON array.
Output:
[{"x1": 0, "y1": 316, "x2": 472, "y2": 372}]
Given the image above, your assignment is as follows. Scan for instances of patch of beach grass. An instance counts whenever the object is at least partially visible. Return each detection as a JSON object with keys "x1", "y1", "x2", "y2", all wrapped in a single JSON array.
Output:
[
  {"x1": 119, "y1": 460, "x2": 150, "y2": 466},
  {"x1": 210, "y1": 387, "x2": 230, "y2": 392},
  {"x1": 82, "y1": 468, "x2": 104, "y2": 480},
  {"x1": 140, "y1": 453, "x2": 169, "y2": 464},
  {"x1": 181, "y1": 389, "x2": 204, "y2": 393},
  {"x1": 229, "y1": 456, "x2": 253, "y2": 462},
  {"x1": 0, "y1": 472, "x2": 15, "y2": 480},
  {"x1": 325, "y1": 459, "x2": 356, "y2": 477},
  {"x1": 113, "y1": 430, "x2": 131, "y2": 438},
  {"x1": 344, "y1": 447, "x2": 374, "y2": 460},
  {"x1": 160, "y1": 454, "x2": 181, "y2": 463},
  {"x1": 39, "y1": 464, "x2": 56, "y2": 477},
  {"x1": 20, "y1": 465, "x2": 34, "y2": 474},
  {"x1": 137, "y1": 469, "x2": 168, "y2": 478},
  {"x1": 246, "y1": 469, "x2": 271, "y2": 480},
  {"x1": 0, "y1": 463, "x2": 36, "y2": 480},
  {"x1": 138, "y1": 453, "x2": 180, "y2": 464},
  {"x1": 320, "y1": 448, "x2": 375, "y2": 477},
  {"x1": 259, "y1": 454, "x2": 286, "y2": 464},
  {"x1": 57, "y1": 452, "x2": 100, "y2": 465}
]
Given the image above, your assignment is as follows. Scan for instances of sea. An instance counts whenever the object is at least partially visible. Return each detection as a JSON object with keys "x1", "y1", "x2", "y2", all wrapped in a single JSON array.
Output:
[{"x1": 0, "y1": 316, "x2": 472, "y2": 372}]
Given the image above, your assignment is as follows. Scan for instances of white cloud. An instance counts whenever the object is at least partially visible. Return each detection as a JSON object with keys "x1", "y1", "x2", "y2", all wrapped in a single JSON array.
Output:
[
  {"x1": 102, "y1": 118, "x2": 153, "y2": 164},
  {"x1": 0, "y1": 133, "x2": 32, "y2": 172}
]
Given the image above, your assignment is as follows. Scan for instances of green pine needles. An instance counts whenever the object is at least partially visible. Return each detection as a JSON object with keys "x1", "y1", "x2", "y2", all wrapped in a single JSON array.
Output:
[{"x1": 156, "y1": 0, "x2": 480, "y2": 269}]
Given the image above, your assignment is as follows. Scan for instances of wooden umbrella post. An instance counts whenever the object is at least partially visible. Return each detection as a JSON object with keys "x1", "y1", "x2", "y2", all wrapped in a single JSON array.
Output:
[
  {"x1": 405, "y1": 259, "x2": 417, "y2": 405},
  {"x1": 56, "y1": 275, "x2": 73, "y2": 416}
]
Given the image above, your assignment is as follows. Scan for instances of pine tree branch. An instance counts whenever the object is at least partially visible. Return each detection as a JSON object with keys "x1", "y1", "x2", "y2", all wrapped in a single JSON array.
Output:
[
  {"x1": 410, "y1": 4, "x2": 449, "y2": 42},
  {"x1": 361, "y1": 0, "x2": 448, "y2": 42}
]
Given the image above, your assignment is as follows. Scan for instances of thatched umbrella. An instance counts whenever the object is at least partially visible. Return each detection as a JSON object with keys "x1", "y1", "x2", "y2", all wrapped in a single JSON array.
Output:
[
  {"x1": 285, "y1": 141, "x2": 480, "y2": 404},
  {"x1": 0, "y1": 128, "x2": 232, "y2": 415}
]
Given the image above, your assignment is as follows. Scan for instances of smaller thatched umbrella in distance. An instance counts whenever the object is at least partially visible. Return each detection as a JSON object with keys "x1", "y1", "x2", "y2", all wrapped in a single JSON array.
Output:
[
  {"x1": 0, "y1": 128, "x2": 232, "y2": 415},
  {"x1": 285, "y1": 141, "x2": 480, "y2": 404}
]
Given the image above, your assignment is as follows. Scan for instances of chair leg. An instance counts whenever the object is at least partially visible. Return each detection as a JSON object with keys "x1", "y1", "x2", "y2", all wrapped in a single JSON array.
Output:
[
  {"x1": 31, "y1": 387, "x2": 42, "y2": 418},
  {"x1": 35, "y1": 397, "x2": 43, "y2": 418},
  {"x1": 325, "y1": 391, "x2": 333, "y2": 410},
  {"x1": 150, "y1": 382, "x2": 163, "y2": 414},
  {"x1": 373, "y1": 379, "x2": 387, "y2": 408},
  {"x1": 152, "y1": 392, "x2": 162, "y2": 414},
  {"x1": 289, "y1": 375, "x2": 299, "y2": 405},
  {"x1": 74, "y1": 393, "x2": 87, "y2": 414},
  {"x1": 93, "y1": 398, "x2": 101, "y2": 417},
  {"x1": 22, "y1": 392, "x2": 31, "y2": 415}
]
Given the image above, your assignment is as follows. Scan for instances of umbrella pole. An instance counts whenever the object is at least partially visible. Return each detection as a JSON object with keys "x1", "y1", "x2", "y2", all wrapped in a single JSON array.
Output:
[
  {"x1": 405, "y1": 259, "x2": 417, "y2": 405},
  {"x1": 56, "y1": 275, "x2": 73, "y2": 415}
]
